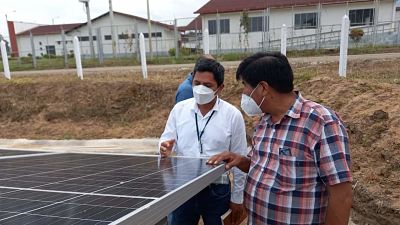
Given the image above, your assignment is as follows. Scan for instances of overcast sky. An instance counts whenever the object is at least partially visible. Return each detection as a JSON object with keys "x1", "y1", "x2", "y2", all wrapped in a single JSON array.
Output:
[{"x1": 0, "y1": 0, "x2": 209, "y2": 39}]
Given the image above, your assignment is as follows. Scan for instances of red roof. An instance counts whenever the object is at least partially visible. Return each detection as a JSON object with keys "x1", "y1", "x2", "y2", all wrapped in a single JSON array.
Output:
[
  {"x1": 17, "y1": 23, "x2": 83, "y2": 36},
  {"x1": 16, "y1": 11, "x2": 181, "y2": 37},
  {"x1": 183, "y1": 16, "x2": 202, "y2": 31},
  {"x1": 195, "y1": 0, "x2": 372, "y2": 14}
]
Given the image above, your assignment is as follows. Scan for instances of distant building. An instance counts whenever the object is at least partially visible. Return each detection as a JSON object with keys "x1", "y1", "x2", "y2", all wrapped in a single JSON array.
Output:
[
  {"x1": 193, "y1": 0, "x2": 399, "y2": 52},
  {"x1": 10, "y1": 11, "x2": 180, "y2": 57}
]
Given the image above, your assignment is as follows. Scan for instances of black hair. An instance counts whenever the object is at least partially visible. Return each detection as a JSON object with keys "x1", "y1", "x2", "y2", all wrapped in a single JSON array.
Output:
[
  {"x1": 193, "y1": 58, "x2": 225, "y2": 87},
  {"x1": 236, "y1": 52, "x2": 294, "y2": 93}
]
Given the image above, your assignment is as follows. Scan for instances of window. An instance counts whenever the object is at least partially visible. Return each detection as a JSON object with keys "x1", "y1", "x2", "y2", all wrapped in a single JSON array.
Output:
[
  {"x1": 220, "y1": 19, "x2": 230, "y2": 34},
  {"x1": 249, "y1": 16, "x2": 269, "y2": 32},
  {"x1": 104, "y1": 35, "x2": 112, "y2": 40},
  {"x1": 78, "y1": 36, "x2": 97, "y2": 41},
  {"x1": 295, "y1": 13, "x2": 317, "y2": 29},
  {"x1": 208, "y1": 20, "x2": 217, "y2": 35},
  {"x1": 46, "y1": 45, "x2": 56, "y2": 55},
  {"x1": 118, "y1": 34, "x2": 129, "y2": 40},
  {"x1": 349, "y1": 9, "x2": 374, "y2": 26},
  {"x1": 119, "y1": 34, "x2": 137, "y2": 39},
  {"x1": 151, "y1": 32, "x2": 162, "y2": 38},
  {"x1": 208, "y1": 19, "x2": 230, "y2": 35}
]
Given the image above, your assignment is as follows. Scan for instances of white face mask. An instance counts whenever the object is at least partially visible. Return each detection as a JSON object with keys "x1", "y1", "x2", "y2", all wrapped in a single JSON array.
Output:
[
  {"x1": 193, "y1": 85, "x2": 218, "y2": 105},
  {"x1": 240, "y1": 84, "x2": 265, "y2": 117}
]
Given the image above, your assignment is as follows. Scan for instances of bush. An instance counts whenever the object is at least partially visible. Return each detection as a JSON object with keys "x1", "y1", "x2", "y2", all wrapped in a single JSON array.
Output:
[
  {"x1": 168, "y1": 47, "x2": 192, "y2": 57},
  {"x1": 349, "y1": 28, "x2": 364, "y2": 42}
]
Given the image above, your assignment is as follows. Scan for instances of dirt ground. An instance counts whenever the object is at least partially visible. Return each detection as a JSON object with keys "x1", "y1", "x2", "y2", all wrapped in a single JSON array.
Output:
[{"x1": 0, "y1": 56, "x2": 399, "y2": 224}]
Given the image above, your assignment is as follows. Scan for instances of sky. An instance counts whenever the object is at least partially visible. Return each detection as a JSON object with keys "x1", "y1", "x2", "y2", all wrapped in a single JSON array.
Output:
[{"x1": 0, "y1": 0, "x2": 209, "y2": 40}]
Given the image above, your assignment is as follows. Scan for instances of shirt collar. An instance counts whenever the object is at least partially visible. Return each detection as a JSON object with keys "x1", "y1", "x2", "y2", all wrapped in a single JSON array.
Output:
[
  {"x1": 190, "y1": 97, "x2": 220, "y2": 117},
  {"x1": 285, "y1": 91, "x2": 303, "y2": 119}
]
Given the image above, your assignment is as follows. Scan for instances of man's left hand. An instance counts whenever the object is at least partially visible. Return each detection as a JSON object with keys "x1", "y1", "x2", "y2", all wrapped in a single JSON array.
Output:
[{"x1": 228, "y1": 202, "x2": 245, "y2": 225}]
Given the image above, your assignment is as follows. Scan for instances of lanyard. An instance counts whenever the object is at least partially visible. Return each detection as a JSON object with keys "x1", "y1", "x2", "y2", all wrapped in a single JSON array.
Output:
[{"x1": 195, "y1": 111, "x2": 215, "y2": 154}]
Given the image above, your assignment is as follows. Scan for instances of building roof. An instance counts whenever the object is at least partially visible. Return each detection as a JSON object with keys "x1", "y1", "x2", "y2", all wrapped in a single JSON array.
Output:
[
  {"x1": 182, "y1": 16, "x2": 202, "y2": 31},
  {"x1": 17, "y1": 11, "x2": 179, "y2": 36},
  {"x1": 69, "y1": 11, "x2": 177, "y2": 33},
  {"x1": 17, "y1": 23, "x2": 82, "y2": 36},
  {"x1": 195, "y1": 0, "x2": 373, "y2": 14}
]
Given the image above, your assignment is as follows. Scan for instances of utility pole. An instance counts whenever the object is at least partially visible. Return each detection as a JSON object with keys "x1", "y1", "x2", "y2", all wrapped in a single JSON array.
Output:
[
  {"x1": 79, "y1": 0, "x2": 95, "y2": 58},
  {"x1": 109, "y1": 0, "x2": 116, "y2": 57},
  {"x1": 147, "y1": 0, "x2": 153, "y2": 58}
]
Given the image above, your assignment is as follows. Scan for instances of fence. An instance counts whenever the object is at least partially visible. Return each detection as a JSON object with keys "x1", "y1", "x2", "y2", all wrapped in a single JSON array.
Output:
[{"x1": 3, "y1": 17, "x2": 400, "y2": 70}]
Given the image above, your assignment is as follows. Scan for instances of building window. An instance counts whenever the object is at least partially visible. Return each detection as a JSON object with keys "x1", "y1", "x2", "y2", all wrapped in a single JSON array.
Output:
[
  {"x1": 104, "y1": 35, "x2": 112, "y2": 40},
  {"x1": 151, "y1": 32, "x2": 162, "y2": 38},
  {"x1": 119, "y1": 34, "x2": 137, "y2": 39},
  {"x1": 208, "y1": 19, "x2": 230, "y2": 35},
  {"x1": 349, "y1": 9, "x2": 374, "y2": 26},
  {"x1": 46, "y1": 45, "x2": 56, "y2": 55},
  {"x1": 208, "y1": 20, "x2": 217, "y2": 35},
  {"x1": 78, "y1": 36, "x2": 96, "y2": 41},
  {"x1": 220, "y1": 19, "x2": 230, "y2": 34},
  {"x1": 295, "y1": 13, "x2": 317, "y2": 29},
  {"x1": 249, "y1": 16, "x2": 269, "y2": 32}
]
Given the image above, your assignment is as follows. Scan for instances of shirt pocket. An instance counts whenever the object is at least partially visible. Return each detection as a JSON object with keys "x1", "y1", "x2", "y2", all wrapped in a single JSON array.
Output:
[{"x1": 272, "y1": 148, "x2": 318, "y2": 192}]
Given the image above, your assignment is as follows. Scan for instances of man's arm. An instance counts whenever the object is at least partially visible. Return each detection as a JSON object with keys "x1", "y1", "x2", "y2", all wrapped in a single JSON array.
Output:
[
  {"x1": 158, "y1": 107, "x2": 177, "y2": 156},
  {"x1": 317, "y1": 120, "x2": 353, "y2": 224},
  {"x1": 325, "y1": 182, "x2": 353, "y2": 225}
]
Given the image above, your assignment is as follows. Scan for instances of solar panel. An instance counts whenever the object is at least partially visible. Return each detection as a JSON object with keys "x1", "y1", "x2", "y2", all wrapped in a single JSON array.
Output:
[
  {"x1": 0, "y1": 153, "x2": 225, "y2": 225},
  {"x1": 0, "y1": 149, "x2": 47, "y2": 157}
]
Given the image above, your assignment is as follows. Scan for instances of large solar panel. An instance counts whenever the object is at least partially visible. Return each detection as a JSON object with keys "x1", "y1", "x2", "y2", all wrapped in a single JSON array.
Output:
[
  {"x1": 0, "y1": 153, "x2": 225, "y2": 225},
  {"x1": 0, "y1": 149, "x2": 47, "y2": 157}
]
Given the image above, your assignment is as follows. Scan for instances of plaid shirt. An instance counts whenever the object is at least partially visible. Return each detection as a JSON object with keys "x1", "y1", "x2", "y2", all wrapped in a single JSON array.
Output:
[{"x1": 244, "y1": 92, "x2": 352, "y2": 225}]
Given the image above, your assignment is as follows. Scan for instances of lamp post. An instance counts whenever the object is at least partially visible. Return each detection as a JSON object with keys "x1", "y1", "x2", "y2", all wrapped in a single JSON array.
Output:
[
  {"x1": 147, "y1": 0, "x2": 153, "y2": 58},
  {"x1": 109, "y1": 0, "x2": 116, "y2": 57},
  {"x1": 79, "y1": 0, "x2": 95, "y2": 59},
  {"x1": 52, "y1": 16, "x2": 60, "y2": 25}
]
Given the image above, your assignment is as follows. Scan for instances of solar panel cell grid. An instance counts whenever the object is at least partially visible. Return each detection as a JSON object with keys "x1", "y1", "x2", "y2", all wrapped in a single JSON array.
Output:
[{"x1": 0, "y1": 153, "x2": 225, "y2": 225}]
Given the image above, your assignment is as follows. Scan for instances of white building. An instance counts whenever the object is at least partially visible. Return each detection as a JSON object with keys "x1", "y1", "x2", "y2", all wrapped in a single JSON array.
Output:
[
  {"x1": 194, "y1": 0, "x2": 399, "y2": 52},
  {"x1": 13, "y1": 11, "x2": 179, "y2": 57}
]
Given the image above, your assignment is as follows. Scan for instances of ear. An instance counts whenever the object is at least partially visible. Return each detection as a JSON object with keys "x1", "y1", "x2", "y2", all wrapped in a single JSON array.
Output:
[
  {"x1": 216, "y1": 84, "x2": 224, "y2": 94},
  {"x1": 258, "y1": 81, "x2": 269, "y2": 96}
]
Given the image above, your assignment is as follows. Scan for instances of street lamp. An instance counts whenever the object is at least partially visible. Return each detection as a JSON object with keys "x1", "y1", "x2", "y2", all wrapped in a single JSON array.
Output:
[
  {"x1": 147, "y1": 0, "x2": 153, "y2": 58},
  {"x1": 5, "y1": 10, "x2": 16, "y2": 22},
  {"x1": 52, "y1": 16, "x2": 60, "y2": 25},
  {"x1": 79, "y1": 0, "x2": 95, "y2": 58}
]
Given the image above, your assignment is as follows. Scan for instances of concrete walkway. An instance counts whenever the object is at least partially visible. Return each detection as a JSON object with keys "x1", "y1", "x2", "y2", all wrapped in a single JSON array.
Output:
[{"x1": 0, "y1": 138, "x2": 160, "y2": 155}]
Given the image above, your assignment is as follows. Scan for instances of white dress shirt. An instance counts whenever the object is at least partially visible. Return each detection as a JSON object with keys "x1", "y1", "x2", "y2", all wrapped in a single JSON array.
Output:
[{"x1": 159, "y1": 97, "x2": 247, "y2": 204}]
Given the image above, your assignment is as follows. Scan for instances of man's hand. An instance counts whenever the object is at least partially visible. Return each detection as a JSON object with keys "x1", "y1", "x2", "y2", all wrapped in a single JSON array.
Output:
[
  {"x1": 206, "y1": 151, "x2": 250, "y2": 173},
  {"x1": 228, "y1": 202, "x2": 246, "y2": 225},
  {"x1": 159, "y1": 139, "x2": 175, "y2": 158}
]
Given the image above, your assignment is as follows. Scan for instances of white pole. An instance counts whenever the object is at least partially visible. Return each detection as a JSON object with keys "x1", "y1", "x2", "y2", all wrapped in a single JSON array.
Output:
[
  {"x1": 281, "y1": 24, "x2": 287, "y2": 55},
  {"x1": 203, "y1": 28, "x2": 210, "y2": 55},
  {"x1": 139, "y1": 33, "x2": 148, "y2": 79},
  {"x1": 339, "y1": 15, "x2": 350, "y2": 78},
  {"x1": 0, "y1": 41, "x2": 11, "y2": 80},
  {"x1": 73, "y1": 36, "x2": 83, "y2": 80}
]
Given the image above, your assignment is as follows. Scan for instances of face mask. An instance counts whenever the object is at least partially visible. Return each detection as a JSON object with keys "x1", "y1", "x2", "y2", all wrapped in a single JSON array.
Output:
[
  {"x1": 193, "y1": 85, "x2": 218, "y2": 105},
  {"x1": 240, "y1": 84, "x2": 265, "y2": 117}
]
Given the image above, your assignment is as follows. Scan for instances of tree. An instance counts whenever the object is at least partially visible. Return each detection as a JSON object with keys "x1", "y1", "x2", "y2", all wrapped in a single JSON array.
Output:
[{"x1": 239, "y1": 10, "x2": 250, "y2": 51}]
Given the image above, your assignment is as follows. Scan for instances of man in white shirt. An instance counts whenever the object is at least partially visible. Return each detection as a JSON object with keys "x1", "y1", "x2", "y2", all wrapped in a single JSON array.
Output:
[{"x1": 159, "y1": 58, "x2": 247, "y2": 225}]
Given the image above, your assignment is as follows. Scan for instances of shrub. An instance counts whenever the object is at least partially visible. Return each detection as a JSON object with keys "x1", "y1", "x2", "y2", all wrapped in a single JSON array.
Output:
[{"x1": 349, "y1": 28, "x2": 364, "y2": 42}]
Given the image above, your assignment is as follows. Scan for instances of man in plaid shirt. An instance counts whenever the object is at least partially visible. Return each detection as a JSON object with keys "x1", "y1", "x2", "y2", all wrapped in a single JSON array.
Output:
[{"x1": 208, "y1": 52, "x2": 352, "y2": 225}]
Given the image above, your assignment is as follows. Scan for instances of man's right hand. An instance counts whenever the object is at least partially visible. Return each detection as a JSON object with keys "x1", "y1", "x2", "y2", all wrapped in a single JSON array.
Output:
[
  {"x1": 206, "y1": 151, "x2": 241, "y2": 168},
  {"x1": 160, "y1": 139, "x2": 175, "y2": 158}
]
